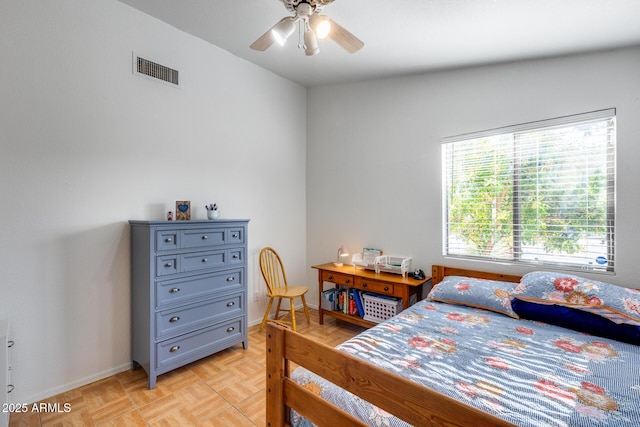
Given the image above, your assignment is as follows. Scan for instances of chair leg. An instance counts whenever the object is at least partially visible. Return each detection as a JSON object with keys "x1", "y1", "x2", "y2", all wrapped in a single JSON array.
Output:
[
  {"x1": 290, "y1": 298, "x2": 297, "y2": 331},
  {"x1": 260, "y1": 297, "x2": 275, "y2": 332},
  {"x1": 300, "y1": 294, "x2": 310, "y2": 324},
  {"x1": 274, "y1": 297, "x2": 283, "y2": 321}
]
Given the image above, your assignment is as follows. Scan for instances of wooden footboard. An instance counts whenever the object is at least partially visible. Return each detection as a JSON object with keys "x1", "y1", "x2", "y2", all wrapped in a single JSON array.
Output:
[{"x1": 266, "y1": 321, "x2": 516, "y2": 427}]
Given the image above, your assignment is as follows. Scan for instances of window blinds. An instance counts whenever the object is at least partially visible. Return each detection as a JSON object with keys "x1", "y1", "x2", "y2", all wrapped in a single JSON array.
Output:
[{"x1": 442, "y1": 109, "x2": 615, "y2": 272}]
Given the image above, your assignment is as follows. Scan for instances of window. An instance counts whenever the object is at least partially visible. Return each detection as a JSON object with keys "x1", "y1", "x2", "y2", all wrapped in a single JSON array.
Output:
[{"x1": 442, "y1": 109, "x2": 616, "y2": 272}]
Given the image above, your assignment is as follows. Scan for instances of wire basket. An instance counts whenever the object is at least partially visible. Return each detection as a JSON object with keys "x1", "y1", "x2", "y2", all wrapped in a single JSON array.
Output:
[{"x1": 362, "y1": 293, "x2": 403, "y2": 323}]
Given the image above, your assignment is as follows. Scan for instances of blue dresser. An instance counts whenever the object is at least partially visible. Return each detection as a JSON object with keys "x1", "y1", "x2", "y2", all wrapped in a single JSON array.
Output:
[{"x1": 129, "y1": 219, "x2": 249, "y2": 389}]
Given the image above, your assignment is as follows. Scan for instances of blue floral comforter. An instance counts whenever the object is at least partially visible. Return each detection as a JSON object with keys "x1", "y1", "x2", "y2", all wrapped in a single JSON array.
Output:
[{"x1": 291, "y1": 302, "x2": 640, "y2": 426}]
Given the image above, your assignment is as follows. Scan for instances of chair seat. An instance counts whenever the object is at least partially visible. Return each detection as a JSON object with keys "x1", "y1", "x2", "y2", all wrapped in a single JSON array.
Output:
[{"x1": 269, "y1": 286, "x2": 308, "y2": 299}]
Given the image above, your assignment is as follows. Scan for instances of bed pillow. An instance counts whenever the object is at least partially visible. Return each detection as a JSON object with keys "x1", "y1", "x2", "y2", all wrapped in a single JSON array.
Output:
[
  {"x1": 511, "y1": 298, "x2": 640, "y2": 346},
  {"x1": 516, "y1": 271, "x2": 640, "y2": 326},
  {"x1": 427, "y1": 276, "x2": 522, "y2": 318}
]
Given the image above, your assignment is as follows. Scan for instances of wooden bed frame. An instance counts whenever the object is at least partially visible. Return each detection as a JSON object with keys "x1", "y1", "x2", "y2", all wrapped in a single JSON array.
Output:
[{"x1": 265, "y1": 265, "x2": 522, "y2": 427}]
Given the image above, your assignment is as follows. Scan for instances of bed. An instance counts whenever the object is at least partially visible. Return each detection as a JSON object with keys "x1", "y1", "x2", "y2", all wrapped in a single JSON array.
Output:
[{"x1": 265, "y1": 265, "x2": 640, "y2": 427}]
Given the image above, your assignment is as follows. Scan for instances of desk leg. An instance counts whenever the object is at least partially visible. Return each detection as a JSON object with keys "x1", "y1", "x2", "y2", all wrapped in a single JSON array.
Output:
[
  {"x1": 401, "y1": 283, "x2": 424, "y2": 309},
  {"x1": 318, "y1": 270, "x2": 324, "y2": 325},
  {"x1": 400, "y1": 285, "x2": 410, "y2": 310}
]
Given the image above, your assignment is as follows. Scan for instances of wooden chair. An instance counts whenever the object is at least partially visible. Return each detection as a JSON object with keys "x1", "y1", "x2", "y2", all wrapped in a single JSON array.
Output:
[{"x1": 259, "y1": 247, "x2": 310, "y2": 332}]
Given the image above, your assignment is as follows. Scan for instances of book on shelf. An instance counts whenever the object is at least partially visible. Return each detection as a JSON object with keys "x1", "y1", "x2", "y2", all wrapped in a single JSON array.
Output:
[
  {"x1": 348, "y1": 289, "x2": 358, "y2": 316},
  {"x1": 324, "y1": 287, "x2": 366, "y2": 318},
  {"x1": 322, "y1": 289, "x2": 338, "y2": 311},
  {"x1": 354, "y1": 289, "x2": 365, "y2": 317}
]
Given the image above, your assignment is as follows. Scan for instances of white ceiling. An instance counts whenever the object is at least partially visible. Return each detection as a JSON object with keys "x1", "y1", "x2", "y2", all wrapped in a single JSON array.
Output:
[{"x1": 117, "y1": 0, "x2": 640, "y2": 87}]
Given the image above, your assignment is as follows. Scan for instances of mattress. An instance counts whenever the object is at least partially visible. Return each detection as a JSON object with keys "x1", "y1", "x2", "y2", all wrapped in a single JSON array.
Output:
[{"x1": 291, "y1": 300, "x2": 640, "y2": 426}]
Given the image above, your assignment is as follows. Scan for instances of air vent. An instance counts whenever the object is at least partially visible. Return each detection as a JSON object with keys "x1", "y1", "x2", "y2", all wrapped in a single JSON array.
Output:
[{"x1": 133, "y1": 53, "x2": 179, "y2": 86}]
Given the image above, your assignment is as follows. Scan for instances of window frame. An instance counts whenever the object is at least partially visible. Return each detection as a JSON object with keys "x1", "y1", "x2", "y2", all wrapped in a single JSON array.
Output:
[{"x1": 442, "y1": 109, "x2": 616, "y2": 273}]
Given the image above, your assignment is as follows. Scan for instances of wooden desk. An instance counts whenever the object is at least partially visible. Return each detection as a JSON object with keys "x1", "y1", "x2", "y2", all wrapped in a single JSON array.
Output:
[{"x1": 312, "y1": 263, "x2": 431, "y2": 329}]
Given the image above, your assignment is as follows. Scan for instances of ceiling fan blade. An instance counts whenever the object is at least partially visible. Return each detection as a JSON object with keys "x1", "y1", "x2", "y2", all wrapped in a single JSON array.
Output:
[
  {"x1": 250, "y1": 17, "x2": 290, "y2": 51},
  {"x1": 250, "y1": 30, "x2": 275, "y2": 51},
  {"x1": 327, "y1": 17, "x2": 364, "y2": 53}
]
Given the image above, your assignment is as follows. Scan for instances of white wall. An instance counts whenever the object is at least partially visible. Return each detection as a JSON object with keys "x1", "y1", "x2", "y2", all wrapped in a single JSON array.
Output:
[
  {"x1": 0, "y1": 0, "x2": 307, "y2": 404},
  {"x1": 306, "y1": 47, "x2": 640, "y2": 301},
  {"x1": 2, "y1": 0, "x2": 639, "y2": 408}
]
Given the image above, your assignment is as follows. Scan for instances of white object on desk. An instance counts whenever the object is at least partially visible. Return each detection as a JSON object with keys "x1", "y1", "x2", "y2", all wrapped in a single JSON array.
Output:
[{"x1": 374, "y1": 255, "x2": 412, "y2": 277}]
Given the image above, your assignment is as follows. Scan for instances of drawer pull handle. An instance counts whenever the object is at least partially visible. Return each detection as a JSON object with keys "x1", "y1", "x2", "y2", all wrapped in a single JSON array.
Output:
[
  {"x1": 362, "y1": 283, "x2": 368, "y2": 287},
  {"x1": 232, "y1": 233, "x2": 239, "y2": 238},
  {"x1": 328, "y1": 275, "x2": 333, "y2": 280},
  {"x1": 233, "y1": 254, "x2": 239, "y2": 259},
  {"x1": 345, "y1": 279, "x2": 350, "y2": 284},
  {"x1": 384, "y1": 286, "x2": 389, "y2": 291},
  {"x1": 169, "y1": 288, "x2": 180, "y2": 293},
  {"x1": 202, "y1": 258, "x2": 208, "y2": 263},
  {"x1": 226, "y1": 277, "x2": 235, "y2": 282},
  {"x1": 227, "y1": 301, "x2": 235, "y2": 307},
  {"x1": 202, "y1": 235, "x2": 208, "y2": 240},
  {"x1": 165, "y1": 263, "x2": 173, "y2": 268},
  {"x1": 165, "y1": 237, "x2": 172, "y2": 243},
  {"x1": 170, "y1": 345, "x2": 180, "y2": 352},
  {"x1": 226, "y1": 327, "x2": 235, "y2": 333},
  {"x1": 169, "y1": 316, "x2": 180, "y2": 323}
]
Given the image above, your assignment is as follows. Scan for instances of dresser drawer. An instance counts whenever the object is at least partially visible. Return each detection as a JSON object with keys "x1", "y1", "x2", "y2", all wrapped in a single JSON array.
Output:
[
  {"x1": 156, "y1": 269, "x2": 245, "y2": 309},
  {"x1": 156, "y1": 317, "x2": 244, "y2": 369},
  {"x1": 156, "y1": 231, "x2": 178, "y2": 251},
  {"x1": 322, "y1": 271, "x2": 354, "y2": 286},
  {"x1": 156, "y1": 255, "x2": 178, "y2": 276},
  {"x1": 155, "y1": 292, "x2": 244, "y2": 340},
  {"x1": 354, "y1": 277, "x2": 394, "y2": 295},
  {"x1": 228, "y1": 247, "x2": 245, "y2": 266},
  {"x1": 155, "y1": 249, "x2": 244, "y2": 278},
  {"x1": 227, "y1": 228, "x2": 245, "y2": 245},
  {"x1": 181, "y1": 228, "x2": 226, "y2": 249},
  {"x1": 181, "y1": 249, "x2": 226, "y2": 273}
]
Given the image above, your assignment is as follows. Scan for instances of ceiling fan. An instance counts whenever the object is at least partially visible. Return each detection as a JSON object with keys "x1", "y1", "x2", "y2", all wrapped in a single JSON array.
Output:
[{"x1": 250, "y1": 0, "x2": 364, "y2": 56}]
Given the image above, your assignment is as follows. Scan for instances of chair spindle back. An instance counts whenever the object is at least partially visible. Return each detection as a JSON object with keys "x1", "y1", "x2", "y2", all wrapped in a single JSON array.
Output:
[{"x1": 259, "y1": 247, "x2": 289, "y2": 295}]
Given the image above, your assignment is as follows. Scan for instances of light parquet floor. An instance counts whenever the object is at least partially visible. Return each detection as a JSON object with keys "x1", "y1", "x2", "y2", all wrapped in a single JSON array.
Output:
[{"x1": 9, "y1": 309, "x2": 365, "y2": 427}]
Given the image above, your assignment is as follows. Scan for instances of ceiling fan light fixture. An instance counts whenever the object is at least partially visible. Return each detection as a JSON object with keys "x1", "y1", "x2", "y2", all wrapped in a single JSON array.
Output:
[
  {"x1": 304, "y1": 27, "x2": 319, "y2": 56},
  {"x1": 271, "y1": 16, "x2": 297, "y2": 45},
  {"x1": 250, "y1": 0, "x2": 363, "y2": 55},
  {"x1": 310, "y1": 14, "x2": 331, "y2": 39}
]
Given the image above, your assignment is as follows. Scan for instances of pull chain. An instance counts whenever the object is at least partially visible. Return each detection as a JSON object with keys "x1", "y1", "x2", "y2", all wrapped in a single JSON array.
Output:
[{"x1": 297, "y1": 20, "x2": 306, "y2": 50}]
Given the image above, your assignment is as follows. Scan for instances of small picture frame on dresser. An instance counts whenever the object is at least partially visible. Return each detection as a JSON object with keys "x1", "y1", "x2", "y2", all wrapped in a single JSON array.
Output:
[{"x1": 175, "y1": 201, "x2": 191, "y2": 220}]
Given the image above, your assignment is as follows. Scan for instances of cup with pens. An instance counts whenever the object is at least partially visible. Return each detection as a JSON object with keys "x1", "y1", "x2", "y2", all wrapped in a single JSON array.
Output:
[{"x1": 206, "y1": 203, "x2": 220, "y2": 220}]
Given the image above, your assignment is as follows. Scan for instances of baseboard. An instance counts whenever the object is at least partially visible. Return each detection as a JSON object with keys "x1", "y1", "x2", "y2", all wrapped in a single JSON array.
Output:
[
  {"x1": 20, "y1": 362, "x2": 131, "y2": 405},
  {"x1": 27, "y1": 304, "x2": 322, "y2": 402},
  {"x1": 249, "y1": 303, "x2": 319, "y2": 327}
]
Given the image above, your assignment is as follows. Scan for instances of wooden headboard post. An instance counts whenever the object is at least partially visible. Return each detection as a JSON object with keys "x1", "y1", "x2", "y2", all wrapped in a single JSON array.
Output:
[
  {"x1": 432, "y1": 265, "x2": 446, "y2": 284},
  {"x1": 432, "y1": 265, "x2": 521, "y2": 285}
]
